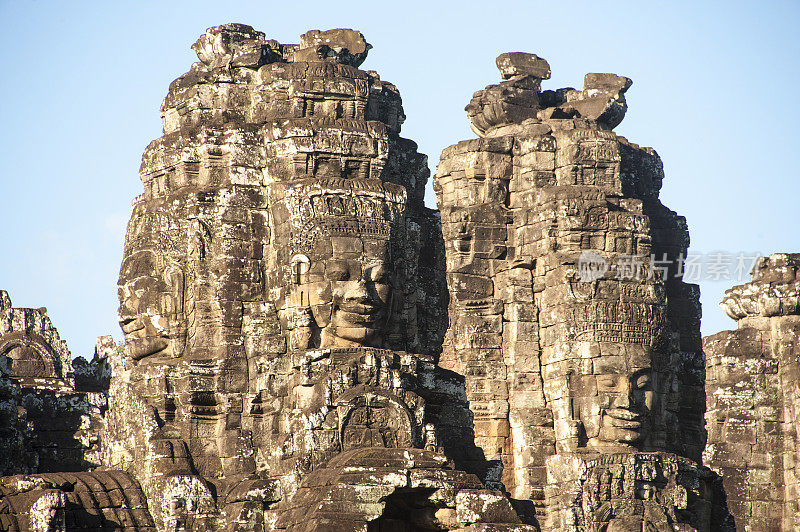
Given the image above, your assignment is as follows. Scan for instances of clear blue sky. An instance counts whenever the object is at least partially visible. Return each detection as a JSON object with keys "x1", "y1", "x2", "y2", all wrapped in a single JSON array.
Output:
[{"x1": 2, "y1": 0, "x2": 798, "y2": 357}]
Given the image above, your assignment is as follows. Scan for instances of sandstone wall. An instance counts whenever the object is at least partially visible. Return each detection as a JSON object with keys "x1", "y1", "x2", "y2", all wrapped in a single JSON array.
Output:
[{"x1": 704, "y1": 253, "x2": 800, "y2": 530}]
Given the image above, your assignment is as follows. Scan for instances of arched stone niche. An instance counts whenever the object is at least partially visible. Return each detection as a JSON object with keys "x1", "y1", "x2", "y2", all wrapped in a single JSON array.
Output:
[
  {"x1": 0, "y1": 331, "x2": 59, "y2": 380},
  {"x1": 336, "y1": 387, "x2": 417, "y2": 450}
]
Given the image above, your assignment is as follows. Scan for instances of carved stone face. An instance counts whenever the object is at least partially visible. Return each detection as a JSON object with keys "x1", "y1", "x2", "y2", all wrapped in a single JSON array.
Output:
[
  {"x1": 573, "y1": 344, "x2": 655, "y2": 450},
  {"x1": 118, "y1": 251, "x2": 185, "y2": 360},
  {"x1": 291, "y1": 236, "x2": 393, "y2": 348}
]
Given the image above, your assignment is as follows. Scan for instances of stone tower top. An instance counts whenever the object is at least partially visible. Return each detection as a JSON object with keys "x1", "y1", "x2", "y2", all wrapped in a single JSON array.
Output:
[
  {"x1": 465, "y1": 52, "x2": 632, "y2": 137},
  {"x1": 190, "y1": 24, "x2": 371, "y2": 69},
  {"x1": 721, "y1": 252, "x2": 800, "y2": 320}
]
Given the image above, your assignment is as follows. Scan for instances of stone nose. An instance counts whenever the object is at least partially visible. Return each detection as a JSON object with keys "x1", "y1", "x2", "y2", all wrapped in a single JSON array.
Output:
[
  {"x1": 613, "y1": 381, "x2": 634, "y2": 408},
  {"x1": 343, "y1": 280, "x2": 370, "y2": 302},
  {"x1": 118, "y1": 288, "x2": 138, "y2": 319}
]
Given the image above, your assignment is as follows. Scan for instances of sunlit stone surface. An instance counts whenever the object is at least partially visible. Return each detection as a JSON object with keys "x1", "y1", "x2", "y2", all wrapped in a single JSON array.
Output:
[{"x1": 4, "y1": 23, "x2": 798, "y2": 532}]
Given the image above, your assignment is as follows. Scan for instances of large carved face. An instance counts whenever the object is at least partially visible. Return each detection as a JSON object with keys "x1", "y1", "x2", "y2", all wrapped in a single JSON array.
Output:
[
  {"x1": 573, "y1": 344, "x2": 656, "y2": 450},
  {"x1": 118, "y1": 250, "x2": 185, "y2": 360},
  {"x1": 272, "y1": 179, "x2": 407, "y2": 350},
  {"x1": 291, "y1": 236, "x2": 393, "y2": 348}
]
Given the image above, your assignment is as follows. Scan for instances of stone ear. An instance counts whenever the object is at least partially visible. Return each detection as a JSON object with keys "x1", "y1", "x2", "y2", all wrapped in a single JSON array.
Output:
[{"x1": 162, "y1": 264, "x2": 185, "y2": 314}]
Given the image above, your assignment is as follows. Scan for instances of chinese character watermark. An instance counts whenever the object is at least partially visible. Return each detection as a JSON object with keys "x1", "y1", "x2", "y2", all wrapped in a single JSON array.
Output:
[
  {"x1": 577, "y1": 251, "x2": 761, "y2": 283},
  {"x1": 577, "y1": 250, "x2": 608, "y2": 282}
]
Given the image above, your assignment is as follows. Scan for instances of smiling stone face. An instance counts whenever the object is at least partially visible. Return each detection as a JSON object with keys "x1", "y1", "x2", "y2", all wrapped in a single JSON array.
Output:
[
  {"x1": 269, "y1": 179, "x2": 407, "y2": 351},
  {"x1": 117, "y1": 250, "x2": 185, "y2": 361},
  {"x1": 593, "y1": 366, "x2": 653, "y2": 447},
  {"x1": 298, "y1": 236, "x2": 394, "y2": 348},
  {"x1": 571, "y1": 344, "x2": 657, "y2": 451}
]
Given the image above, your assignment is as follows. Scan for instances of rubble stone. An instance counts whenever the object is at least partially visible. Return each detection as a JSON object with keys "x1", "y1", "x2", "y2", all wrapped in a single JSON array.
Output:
[
  {"x1": 466, "y1": 56, "x2": 633, "y2": 136},
  {"x1": 496, "y1": 53, "x2": 551, "y2": 80}
]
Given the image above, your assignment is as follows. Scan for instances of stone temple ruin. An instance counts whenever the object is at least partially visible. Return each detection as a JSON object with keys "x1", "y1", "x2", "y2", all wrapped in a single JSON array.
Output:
[{"x1": 0, "y1": 23, "x2": 797, "y2": 531}]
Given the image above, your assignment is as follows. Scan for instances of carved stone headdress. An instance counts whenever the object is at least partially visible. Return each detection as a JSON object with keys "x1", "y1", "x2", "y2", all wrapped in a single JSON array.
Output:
[{"x1": 268, "y1": 178, "x2": 408, "y2": 261}]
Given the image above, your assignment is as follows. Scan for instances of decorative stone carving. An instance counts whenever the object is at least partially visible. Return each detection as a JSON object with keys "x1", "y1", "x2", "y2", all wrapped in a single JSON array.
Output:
[
  {"x1": 102, "y1": 23, "x2": 523, "y2": 531},
  {"x1": 337, "y1": 388, "x2": 415, "y2": 450},
  {"x1": 5, "y1": 25, "x2": 778, "y2": 532},
  {"x1": 273, "y1": 448, "x2": 531, "y2": 531},
  {"x1": 544, "y1": 452, "x2": 726, "y2": 531},
  {"x1": 267, "y1": 179, "x2": 407, "y2": 350},
  {"x1": 0, "y1": 472, "x2": 153, "y2": 531},
  {"x1": 118, "y1": 250, "x2": 186, "y2": 361},
  {"x1": 0, "y1": 291, "x2": 71, "y2": 387},
  {"x1": 0, "y1": 291, "x2": 108, "y2": 475},
  {"x1": 704, "y1": 253, "x2": 800, "y2": 530}
]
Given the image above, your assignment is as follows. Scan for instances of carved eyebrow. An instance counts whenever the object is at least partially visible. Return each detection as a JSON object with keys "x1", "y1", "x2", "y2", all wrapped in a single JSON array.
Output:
[
  {"x1": 596, "y1": 375, "x2": 618, "y2": 384},
  {"x1": 632, "y1": 373, "x2": 653, "y2": 390}
]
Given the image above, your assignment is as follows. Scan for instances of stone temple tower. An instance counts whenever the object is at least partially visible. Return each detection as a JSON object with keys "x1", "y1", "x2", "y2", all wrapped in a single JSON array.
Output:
[
  {"x1": 705, "y1": 253, "x2": 800, "y2": 530},
  {"x1": 435, "y1": 52, "x2": 731, "y2": 530},
  {"x1": 106, "y1": 24, "x2": 537, "y2": 531}
]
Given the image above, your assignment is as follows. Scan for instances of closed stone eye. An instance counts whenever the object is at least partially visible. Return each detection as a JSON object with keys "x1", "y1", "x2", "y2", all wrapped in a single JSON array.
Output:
[
  {"x1": 367, "y1": 264, "x2": 388, "y2": 283},
  {"x1": 325, "y1": 261, "x2": 350, "y2": 281},
  {"x1": 597, "y1": 376, "x2": 618, "y2": 388}
]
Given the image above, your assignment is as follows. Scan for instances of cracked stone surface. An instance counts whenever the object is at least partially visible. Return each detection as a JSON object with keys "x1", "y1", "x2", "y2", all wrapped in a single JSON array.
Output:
[{"x1": 102, "y1": 23, "x2": 521, "y2": 531}]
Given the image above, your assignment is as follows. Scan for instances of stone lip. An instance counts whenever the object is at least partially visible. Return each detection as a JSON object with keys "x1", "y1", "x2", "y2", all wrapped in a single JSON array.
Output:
[{"x1": 720, "y1": 253, "x2": 800, "y2": 319}]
